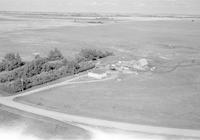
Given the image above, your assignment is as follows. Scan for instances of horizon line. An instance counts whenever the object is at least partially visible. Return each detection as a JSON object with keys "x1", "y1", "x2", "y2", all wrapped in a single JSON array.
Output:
[{"x1": 1, "y1": 10, "x2": 200, "y2": 16}]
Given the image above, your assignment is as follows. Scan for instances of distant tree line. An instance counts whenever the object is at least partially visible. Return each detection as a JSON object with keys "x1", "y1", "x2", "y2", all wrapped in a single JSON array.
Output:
[{"x1": 0, "y1": 48, "x2": 113, "y2": 93}]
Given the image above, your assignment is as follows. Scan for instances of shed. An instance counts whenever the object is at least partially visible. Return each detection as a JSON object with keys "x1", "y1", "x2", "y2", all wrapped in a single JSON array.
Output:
[{"x1": 88, "y1": 70, "x2": 108, "y2": 79}]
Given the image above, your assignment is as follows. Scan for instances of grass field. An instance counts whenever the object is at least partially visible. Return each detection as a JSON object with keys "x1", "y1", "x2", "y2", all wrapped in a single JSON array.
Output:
[
  {"x1": 1, "y1": 14, "x2": 200, "y2": 131},
  {"x1": 0, "y1": 105, "x2": 90, "y2": 140},
  {"x1": 1, "y1": 16, "x2": 200, "y2": 61}
]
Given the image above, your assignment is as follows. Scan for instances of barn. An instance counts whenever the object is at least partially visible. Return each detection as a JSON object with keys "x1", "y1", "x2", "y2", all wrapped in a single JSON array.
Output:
[{"x1": 87, "y1": 69, "x2": 108, "y2": 79}]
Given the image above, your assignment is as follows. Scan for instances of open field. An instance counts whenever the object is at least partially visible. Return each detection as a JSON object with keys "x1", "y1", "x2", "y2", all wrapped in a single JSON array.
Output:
[
  {"x1": 1, "y1": 12, "x2": 200, "y2": 61},
  {"x1": 1, "y1": 12, "x2": 200, "y2": 133},
  {"x1": 0, "y1": 105, "x2": 90, "y2": 140}
]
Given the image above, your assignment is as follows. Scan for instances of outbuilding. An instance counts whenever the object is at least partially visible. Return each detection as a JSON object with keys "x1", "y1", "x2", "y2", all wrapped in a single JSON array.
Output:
[{"x1": 88, "y1": 69, "x2": 108, "y2": 79}]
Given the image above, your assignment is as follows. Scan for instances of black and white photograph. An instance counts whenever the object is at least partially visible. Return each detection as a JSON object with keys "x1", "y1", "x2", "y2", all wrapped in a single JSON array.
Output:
[{"x1": 0, "y1": 0, "x2": 200, "y2": 140}]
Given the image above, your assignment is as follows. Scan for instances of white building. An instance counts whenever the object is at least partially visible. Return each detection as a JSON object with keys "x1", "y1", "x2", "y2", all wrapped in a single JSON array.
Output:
[{"x1": 88, "y1": 72, "x2": 107, "y2": 79}]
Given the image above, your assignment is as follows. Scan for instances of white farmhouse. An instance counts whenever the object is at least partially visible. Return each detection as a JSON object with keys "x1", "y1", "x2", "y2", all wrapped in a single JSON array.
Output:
[{"x1": 88, "y1": 72, "x2": 107, "y2": 79}]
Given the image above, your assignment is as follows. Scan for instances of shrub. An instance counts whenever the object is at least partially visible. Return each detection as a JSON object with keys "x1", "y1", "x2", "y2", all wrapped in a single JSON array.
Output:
[
  {"x1": 78, "y1": 48, "x2": 113, "y2": 61},
  {"x1": 74, "y1": 55, "x2": 87, "y2": 63},
  {"x1": 0, "y1": 57, "x2": 47, "y2": 83},
  {"x1": 0, "y1": 65, "x2": 25, "y2": 83},
  {"x1": 0, "y1": 62, "x2": 6, "y2": 72},
  {"x1": 0, "y1": 61, "x2": 95, "y2": 93},
  {"x1": 0, "y1": 48, "x2": 113, "y2": 93},
  {"x1": 47, "y1": 48, "x2": 64, "y2": 61},
  {"x1": 23, "y1": 57, "x2": 48, "y2": 78},
  {"x1": 1, "y1": 79, "x2": 24, "y2": 93},
  {"x1": 0, "y1": 53, "x2": 24, "y2": 72},
  {"x1": 77, "y1": 61, "x2": 95, "y2": 72},
  {"x1": 42, "y1": 60, "x2": 64, "y2": 72}
]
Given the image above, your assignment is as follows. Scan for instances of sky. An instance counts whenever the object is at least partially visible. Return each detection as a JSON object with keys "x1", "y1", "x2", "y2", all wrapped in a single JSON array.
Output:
[{"x1": 0, "y1": 0, "x2": 200, "y2": 15}]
